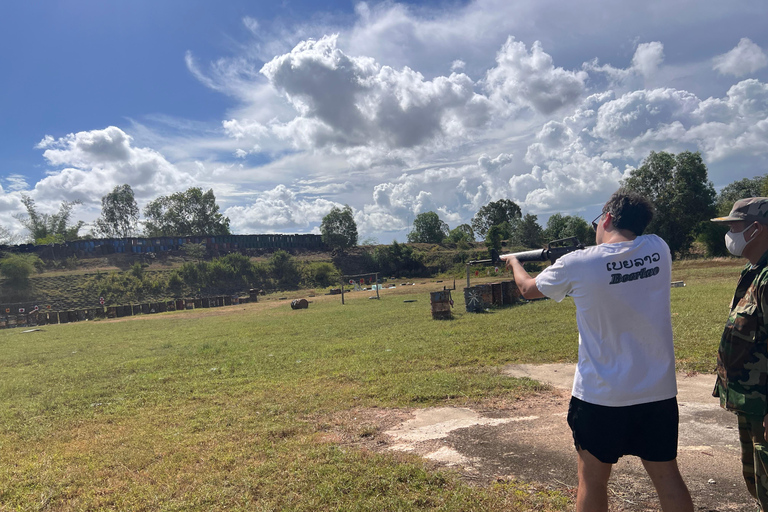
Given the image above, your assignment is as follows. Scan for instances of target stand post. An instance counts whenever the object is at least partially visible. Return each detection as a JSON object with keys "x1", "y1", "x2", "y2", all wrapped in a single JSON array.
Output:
[{"x1": 340, "y1": 272, "x2": 380, "y2": 305}]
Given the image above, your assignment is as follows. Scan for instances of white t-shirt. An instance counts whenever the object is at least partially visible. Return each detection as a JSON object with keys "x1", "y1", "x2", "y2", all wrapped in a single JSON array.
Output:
[{"x1": 535, "y1": 234, "x2": 677, "y2": 407}]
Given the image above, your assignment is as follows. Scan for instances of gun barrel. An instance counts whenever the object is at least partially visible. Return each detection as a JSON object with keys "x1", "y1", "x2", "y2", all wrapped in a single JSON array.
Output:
[{"x1": 500, "y1": 249, "x2": 548, "y2": 262}]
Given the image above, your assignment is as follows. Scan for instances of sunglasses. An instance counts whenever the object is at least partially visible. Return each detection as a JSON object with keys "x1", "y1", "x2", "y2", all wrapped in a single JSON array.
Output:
[{"x1": 591, "y1": 212, "x2": 604, "y2": 231}]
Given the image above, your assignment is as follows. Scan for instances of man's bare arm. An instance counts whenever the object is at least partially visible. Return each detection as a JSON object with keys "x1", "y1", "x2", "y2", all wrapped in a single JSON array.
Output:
[{"x1": 501, "y1": 255, "x2": 545, "y2": 300}]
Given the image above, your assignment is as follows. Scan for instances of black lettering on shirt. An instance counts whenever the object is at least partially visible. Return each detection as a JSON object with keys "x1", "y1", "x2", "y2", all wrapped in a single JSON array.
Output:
[
  {"x1": 606, "y1": 253, "x2": 661, "y2": 272},
  {"x1": 609, "y1": 266, "x2": 660, "y2": 285}
]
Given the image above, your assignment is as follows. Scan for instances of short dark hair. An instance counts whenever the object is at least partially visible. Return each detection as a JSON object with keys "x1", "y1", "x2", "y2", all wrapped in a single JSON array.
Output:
[{"x1": 603, "y1": 189, "x2": 654, "y2": 235}]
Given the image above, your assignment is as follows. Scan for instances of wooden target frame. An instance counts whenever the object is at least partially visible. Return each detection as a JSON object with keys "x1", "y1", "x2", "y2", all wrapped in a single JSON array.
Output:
[{"x1": 340, "y1": 272, "x2": 380, "y2": 304}]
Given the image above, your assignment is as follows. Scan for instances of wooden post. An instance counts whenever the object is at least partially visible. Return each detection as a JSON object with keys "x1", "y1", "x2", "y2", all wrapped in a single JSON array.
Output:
[{"x1": 466, "y1": 263, "x2": 471, "y2": 289}]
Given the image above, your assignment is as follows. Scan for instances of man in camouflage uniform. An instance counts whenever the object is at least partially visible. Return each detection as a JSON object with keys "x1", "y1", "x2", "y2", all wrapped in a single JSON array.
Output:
[{"x1": 713, "y1": 197, "x2": 768, "y2": 510}]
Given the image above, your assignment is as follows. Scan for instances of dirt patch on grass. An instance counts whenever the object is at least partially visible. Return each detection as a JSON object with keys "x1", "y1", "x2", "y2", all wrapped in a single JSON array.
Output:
[{"x1": 320, "y1": 369, "x2": 755, "y2": 511}]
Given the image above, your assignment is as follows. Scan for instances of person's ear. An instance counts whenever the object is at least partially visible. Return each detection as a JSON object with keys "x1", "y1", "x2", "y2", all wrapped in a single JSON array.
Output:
[
  {"x1": 746, "y1": 222, "x2": 762, "y2": 242},
  {"x1": 602, "y1": 212, "x2": 613, "y2": 230}
]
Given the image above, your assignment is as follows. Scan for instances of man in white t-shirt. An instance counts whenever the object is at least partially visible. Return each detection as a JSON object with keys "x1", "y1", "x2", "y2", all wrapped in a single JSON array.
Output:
[{"x1": 502, "y1": 189, "x2": 693, "y2": 512}]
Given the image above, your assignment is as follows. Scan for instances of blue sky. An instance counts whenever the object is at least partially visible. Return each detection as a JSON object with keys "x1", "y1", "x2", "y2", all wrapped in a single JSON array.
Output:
[{"x1": 2, "y1": 0, "x2": 768, "y2": 243}]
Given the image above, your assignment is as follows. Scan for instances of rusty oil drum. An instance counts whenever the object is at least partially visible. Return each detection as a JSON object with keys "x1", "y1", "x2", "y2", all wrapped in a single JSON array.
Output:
[{"x1": 430, "y1": 290, "x2": 453, "y2": 320}]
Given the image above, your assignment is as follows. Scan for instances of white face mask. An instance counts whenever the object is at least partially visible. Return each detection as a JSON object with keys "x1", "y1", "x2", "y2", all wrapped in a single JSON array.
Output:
[{"x1": 725, "y1": 223, "x2": 758, "y2": 257}]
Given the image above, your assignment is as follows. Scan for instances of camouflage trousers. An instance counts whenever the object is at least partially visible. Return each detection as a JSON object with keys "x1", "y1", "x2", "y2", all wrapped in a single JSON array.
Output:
[{"x1": 738, "y1": 413, "x2": 768, "y2": 510}]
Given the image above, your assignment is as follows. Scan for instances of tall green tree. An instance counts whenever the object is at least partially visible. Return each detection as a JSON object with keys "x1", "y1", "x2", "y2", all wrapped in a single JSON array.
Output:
[
  {"x1": 697, "y1": 222, "x2": 730, "y2": 258},
  {"x1": 320, "y1": 205, "x2": 358, "y2": 251},
  {"x1": 715, "y1": 175, "x2": 767, "y2": 215},
  {"x1": 471, "y1": 199, "x2": 522, "y2": 238},
  {"x1": 94, "y1": 184, "x2": 139, "y2": 238},
  {"x1": 407, "y1": 212, "x2": 449, "y2": 243},
  {"x1": 544, "y1": 214, "x2": 595, "y2": 246},
  {"x1": 15, "y1": 195, "x2": 84, "y2": 244},
  {"x1": 622, "y1": 151, "x2": 716, "y2": 257},
  {"x1": 514, "y1": 213, "x2": 545, "y2": 248},
  {"x1": 143, "y1": 187, "x2": 230, "y2": 237},
  {"x1": 485, "y1": 224, "x2": 505, "y2": 252},
  {"x1": 447, "y1": 224, "x2": 475, "y2": 243}
]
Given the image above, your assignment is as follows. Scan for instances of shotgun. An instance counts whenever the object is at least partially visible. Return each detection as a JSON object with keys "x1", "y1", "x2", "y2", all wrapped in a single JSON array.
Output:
[
  {"x1": 498, "y1": 237, "x2": 586, "y2": 264},
  {"x1": 466, "y1": 237, "x2": 585, "y2": 288},
  {"x1": 468, "y1": 237, "x2": 585, "y2": 266}
]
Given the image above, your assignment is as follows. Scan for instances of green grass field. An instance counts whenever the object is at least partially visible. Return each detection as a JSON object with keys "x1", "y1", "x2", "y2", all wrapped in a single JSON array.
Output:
[{"x1": 0, "y1": 260, "x2": 744, "y2": 510}]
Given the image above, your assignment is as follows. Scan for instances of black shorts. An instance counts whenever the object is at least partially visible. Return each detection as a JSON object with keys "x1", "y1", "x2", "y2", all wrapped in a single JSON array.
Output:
[{"x1": 567, "y1": 396, "x2": 679, "y2": 464}]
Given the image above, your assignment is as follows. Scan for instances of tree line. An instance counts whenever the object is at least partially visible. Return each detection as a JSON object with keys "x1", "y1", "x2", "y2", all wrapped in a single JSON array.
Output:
[
  {"x1": 321, "y1": 150, "x2": 766, "y2": 259},
  {"x1": 3, "y1": 149, "x2": 761, "y2": 303},
  {"x1": 4, "y1": 150, "x2": 766, "y2": 260},
  {"x1": 8, "y1": 186, "x2": 230, "y2": 246}
]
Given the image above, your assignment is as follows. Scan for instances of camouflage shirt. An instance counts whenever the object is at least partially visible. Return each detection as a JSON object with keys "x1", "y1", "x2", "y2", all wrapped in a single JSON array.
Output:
[{"x1": 715, "y1": 250, "x2": 768, "y2": 416}]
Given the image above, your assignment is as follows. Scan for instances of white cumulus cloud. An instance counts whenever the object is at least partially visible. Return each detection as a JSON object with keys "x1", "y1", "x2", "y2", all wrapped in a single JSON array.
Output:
[
  {"x1": 32, "y1": 126, "x2": 195, "y2": 204},
  {"x1": 584, "y1": 41, "x2": 667, "y2": 91},
  {"x1": 224, "y1": 184, "x2": 340, "y2": 233},
  {"x1": 593, "y1": 88, "x2": 700, "y2": 141},
  {"x1": 260, "y1": 35, "x2": 493, "y2": 153},
  {"x1": 484, "y1": 37, "x2": 587, "y2": 115},
  {"x1": 713, "y1": 38, "x2": 768, "y2": 77}
]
